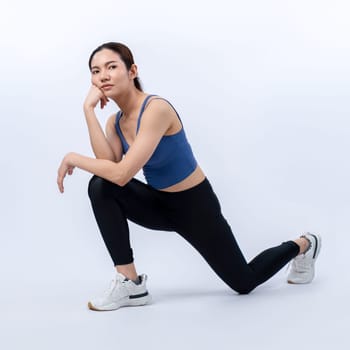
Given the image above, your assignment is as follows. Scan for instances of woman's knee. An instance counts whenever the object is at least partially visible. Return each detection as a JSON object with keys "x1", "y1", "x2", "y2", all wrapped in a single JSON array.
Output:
[
  {"x1": 229, "y1": 279, "x2": 255, "y2": 295},
  {"x1": 88, "y1": 175, "x2": 116, "y2": 200},
  {"x1": 234, "y1": 285, "x2": 254, "y2": 295}
]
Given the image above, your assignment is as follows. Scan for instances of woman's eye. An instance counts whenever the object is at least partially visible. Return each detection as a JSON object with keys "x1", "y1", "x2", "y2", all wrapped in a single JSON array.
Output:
[
  {"x1": 109, "y1": 65, "x2": 117, "y2": 70},
  {"x1": 92, "y1": 70, "x2": 99, "y2": 75}
]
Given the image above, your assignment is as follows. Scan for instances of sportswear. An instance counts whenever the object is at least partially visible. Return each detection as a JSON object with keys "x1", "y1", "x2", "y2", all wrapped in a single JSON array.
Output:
[
  {"x1": 114, "y1": 95, "x2": 197, "y2": 189},
  {"x1": 88, "y1": 272, "x2": 151, "y2": 311},
  {"x1": 88, "y1": 175, "x2": 300, "y2": 294},
  {"x1": 287, "y1": 233, "x2": 322, "y2": 284}
]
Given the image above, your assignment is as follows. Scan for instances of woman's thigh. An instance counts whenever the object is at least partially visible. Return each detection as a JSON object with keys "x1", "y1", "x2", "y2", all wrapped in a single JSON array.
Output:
[{"x1": 88, "y1": 176, "x2": 175, "y2": 232}]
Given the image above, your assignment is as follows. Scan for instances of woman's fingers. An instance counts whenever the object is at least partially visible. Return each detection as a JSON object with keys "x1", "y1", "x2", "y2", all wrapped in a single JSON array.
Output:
[
  {"x1": 57, "y1": 165, "x2": 68, "y2": 193},
  {"x1": 57, "y1": 162, "x2": 72, "y2": 193},
  {"x1": 85, "y1": 85, "x2": 107, "y2": 110},
  {"x1": 85, "y1": 84, "x2": 110, "y2": 110},
  {"x1": 57, "y1": 171, "x2": 65, "y2": 193},
  {"x1": 57, "y1": 153, "x2": 76, "y2": 193},
  {"x1": 100, "y1": 95, "x2": 109, "y2": 109}
]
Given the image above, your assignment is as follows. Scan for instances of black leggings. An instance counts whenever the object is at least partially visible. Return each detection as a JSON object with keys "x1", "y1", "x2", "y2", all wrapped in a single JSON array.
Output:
[{"x1": 88, "y1": 176, "x2": 299, "y2": 294}]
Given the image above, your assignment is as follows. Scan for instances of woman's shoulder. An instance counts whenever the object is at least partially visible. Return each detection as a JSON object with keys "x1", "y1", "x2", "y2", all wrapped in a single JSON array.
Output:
[
  {"x1": 144, "y1": 95, "x2": 178, "y2": 116},
  {"x1": 146, "y1": 94, "x2": 169, "y2": 105},
  {"x1": 141, "y1": 95, "x2": 181, "y2": 135}
]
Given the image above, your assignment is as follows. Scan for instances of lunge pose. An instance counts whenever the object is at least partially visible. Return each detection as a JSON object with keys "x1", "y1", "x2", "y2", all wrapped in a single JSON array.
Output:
[{"x1": 57, "y1": 42, "x2": 321, "y2": 311}]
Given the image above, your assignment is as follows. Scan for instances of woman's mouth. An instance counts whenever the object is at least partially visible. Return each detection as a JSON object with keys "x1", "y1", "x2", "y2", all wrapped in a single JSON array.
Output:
[{"x1": 101, "y1": 85, "x2": 113, "y2": 90}]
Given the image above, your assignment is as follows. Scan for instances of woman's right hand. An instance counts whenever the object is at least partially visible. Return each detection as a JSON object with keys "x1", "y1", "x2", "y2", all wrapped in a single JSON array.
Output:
[{"x1": 83, "y1": 85, "x2": 109, "y2": 111}]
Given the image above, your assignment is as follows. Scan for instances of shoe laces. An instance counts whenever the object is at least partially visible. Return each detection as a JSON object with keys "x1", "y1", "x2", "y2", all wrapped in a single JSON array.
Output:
[{"x1": 103, "y1": 276, "x2": 125, "y2": 297}]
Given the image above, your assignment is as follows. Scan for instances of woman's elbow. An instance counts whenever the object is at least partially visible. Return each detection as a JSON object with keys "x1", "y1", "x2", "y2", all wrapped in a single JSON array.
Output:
[
  {"x1": 115, "y1": 178, "x2": 128, "y2": 187},
  {"x1": 112, "y1": 169, "x2": 132, "y2": 187}
]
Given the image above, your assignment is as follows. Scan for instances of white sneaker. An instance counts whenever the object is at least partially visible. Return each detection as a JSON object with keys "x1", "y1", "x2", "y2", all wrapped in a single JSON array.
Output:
[
  {"x1": 287, "y1": 233, "x2": 322, "y2": 284},
  {"x1": 88, "y1": 272, "x2": 152, "y2": 311}
]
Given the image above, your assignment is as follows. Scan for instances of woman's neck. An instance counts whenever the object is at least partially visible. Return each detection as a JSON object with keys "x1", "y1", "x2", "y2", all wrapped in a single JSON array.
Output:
[{"x1": 112, "y1": 89, "x2": 147, "y2": 119}]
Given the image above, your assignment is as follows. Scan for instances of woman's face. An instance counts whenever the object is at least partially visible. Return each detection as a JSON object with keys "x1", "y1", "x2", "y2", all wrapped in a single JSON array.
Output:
[{"x1": 90, "y1": 49, "x2": 137, "y2": 96}]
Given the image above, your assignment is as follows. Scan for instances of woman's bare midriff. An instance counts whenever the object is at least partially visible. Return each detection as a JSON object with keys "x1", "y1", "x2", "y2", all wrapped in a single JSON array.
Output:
[{"x1": 158, "y1": 165, "x2": 206, "y2": 192}]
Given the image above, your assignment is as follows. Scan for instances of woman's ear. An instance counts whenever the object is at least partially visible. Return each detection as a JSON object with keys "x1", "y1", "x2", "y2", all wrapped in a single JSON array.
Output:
[{"x1": 129, "y1": 64, "x2": 138, "y2": 80}]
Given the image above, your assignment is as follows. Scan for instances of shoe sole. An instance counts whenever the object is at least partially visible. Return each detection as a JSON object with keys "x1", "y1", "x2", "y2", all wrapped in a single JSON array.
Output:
[
  {"x1": 87, "y1": 294, "x2": 152, "y2": 312},
  {"x1": 287, "y1": 233, "x2": 322, "y2": 284}
]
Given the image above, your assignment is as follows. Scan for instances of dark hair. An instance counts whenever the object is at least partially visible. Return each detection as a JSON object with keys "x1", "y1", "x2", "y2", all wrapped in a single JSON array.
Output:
[{"x1": 88, "y1": 42, "x2": 143, "y2": 91}]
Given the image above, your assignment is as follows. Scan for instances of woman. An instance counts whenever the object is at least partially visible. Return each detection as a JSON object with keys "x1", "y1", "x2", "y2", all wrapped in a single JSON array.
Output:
[{"x1": 57, "y1": 42, "x2": 321, "y2": 312}]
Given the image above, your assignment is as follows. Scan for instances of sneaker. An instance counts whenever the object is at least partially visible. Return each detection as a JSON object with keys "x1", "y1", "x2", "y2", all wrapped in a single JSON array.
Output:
[
  {"x1": 287, "y1": 233, "x2": 322, "y2": 284},
  {"x1": 88, "y1": 272, "x2": 152, "y2": 311}
]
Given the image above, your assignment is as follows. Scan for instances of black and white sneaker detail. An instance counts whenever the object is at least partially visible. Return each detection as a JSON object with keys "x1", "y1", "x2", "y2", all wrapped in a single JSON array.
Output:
[{"x1": 88, "y1": 272, "x2": 152, "y2": 311}]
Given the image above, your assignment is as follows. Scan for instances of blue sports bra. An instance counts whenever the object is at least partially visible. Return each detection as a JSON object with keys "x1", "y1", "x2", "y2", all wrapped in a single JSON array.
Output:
[{"x1": 114, "y1": 95, "x2": 197, "y2": 189}]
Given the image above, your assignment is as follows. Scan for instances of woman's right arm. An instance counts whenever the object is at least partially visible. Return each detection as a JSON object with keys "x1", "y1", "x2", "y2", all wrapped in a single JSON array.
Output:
[
  {"x1": 84, "y1": 107, "x2": 122, "y2": 161},
  {"x1": 83, "y1": 85, "x2": 122, "y2": 162}
]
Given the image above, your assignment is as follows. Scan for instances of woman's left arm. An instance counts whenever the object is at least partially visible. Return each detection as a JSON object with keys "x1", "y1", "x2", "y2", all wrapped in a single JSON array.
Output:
[
  {"x1": 57, "y1": 99, "x2": 172, "y2": 193},
  {"x1": 57, "y1": 153, "x2": 124, "y2": 193}
]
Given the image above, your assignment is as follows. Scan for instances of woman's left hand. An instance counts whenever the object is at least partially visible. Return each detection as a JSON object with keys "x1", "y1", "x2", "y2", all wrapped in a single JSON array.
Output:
[{"x1": 57, "y1": 152, "x2": 76, "y2": 193}]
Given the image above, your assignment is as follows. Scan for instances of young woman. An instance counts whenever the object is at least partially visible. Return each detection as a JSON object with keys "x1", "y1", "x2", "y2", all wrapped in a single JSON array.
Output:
[{"x1": 57, "y1": 42, "x2": 321, "y2": 311}]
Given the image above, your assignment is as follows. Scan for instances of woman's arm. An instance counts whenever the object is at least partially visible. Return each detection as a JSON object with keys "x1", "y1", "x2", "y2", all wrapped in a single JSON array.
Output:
[
  {"x1": 57, "y1": 99, "x2": 172, "y2": 193},
  {"x1": 84, "y1": 107, "x2": 116, "y2": 161},
  {"x1": 57, "y1": 152, "x2": 124, "y2": 193},
  {"x1": 84, "y1": 85, "x2": 120, "y2": 161},
  {"x1": 105, "y1": 114, "x2": 123, "y2": 162}
]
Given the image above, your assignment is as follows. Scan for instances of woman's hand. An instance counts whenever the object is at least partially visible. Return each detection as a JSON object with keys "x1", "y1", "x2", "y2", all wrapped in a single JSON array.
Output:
[
  {"x1": 57, "y1": 152, "x2": 76, "y2": 193},
  {"x1": 83, "y1": 85, "x2": 109, "y2": 111}
]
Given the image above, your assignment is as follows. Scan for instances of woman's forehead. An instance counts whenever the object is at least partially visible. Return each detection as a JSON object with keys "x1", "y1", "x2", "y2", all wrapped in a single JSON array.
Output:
[{"x1": 91, "y1": 49, "x2": 121, "y2": 66}]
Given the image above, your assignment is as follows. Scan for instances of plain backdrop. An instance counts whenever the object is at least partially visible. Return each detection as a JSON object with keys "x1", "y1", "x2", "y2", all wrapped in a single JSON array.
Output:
[{"x1": 0, "y1": 0, "x2": 348, "y2": 349}]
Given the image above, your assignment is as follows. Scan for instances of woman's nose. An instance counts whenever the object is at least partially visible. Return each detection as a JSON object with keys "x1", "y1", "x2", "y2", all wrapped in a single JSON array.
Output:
[{"x1": 100, "y1": 69, "x2": 110, "y2": 81}]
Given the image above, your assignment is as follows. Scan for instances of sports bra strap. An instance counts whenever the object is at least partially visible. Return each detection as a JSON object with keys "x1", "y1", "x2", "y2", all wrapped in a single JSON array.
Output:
[
  {"x1": 136, "y1": 95, "x2": 157, "y2": 132},
  {"x1": 116, "y1": 110, "x2": 122, "y2": 122},
  {"x1": 136, "y1": 95, "x2": 183, "y2": 133}
]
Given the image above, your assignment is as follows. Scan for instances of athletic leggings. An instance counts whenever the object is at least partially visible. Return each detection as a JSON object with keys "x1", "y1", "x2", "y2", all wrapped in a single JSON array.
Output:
[{"x1": 88, "y1": 175, "x2": 299, "y2": 294}]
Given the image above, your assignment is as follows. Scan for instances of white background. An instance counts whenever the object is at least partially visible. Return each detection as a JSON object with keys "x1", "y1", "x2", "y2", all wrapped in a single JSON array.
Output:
[{"x1": 0, "y1": 0, "x2": 348, "y2": 349}]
